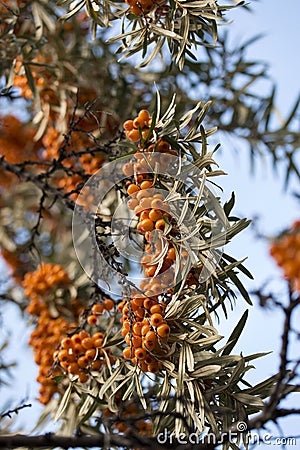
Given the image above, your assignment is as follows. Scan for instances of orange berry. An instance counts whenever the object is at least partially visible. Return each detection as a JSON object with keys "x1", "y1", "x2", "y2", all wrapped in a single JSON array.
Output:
[
  {"x1": 58, "y1": 349, "x2": 69, "y2": 362},
  {"x1": 139, "y1": 218, "x2": 154, "y2": 233},
  {"x1": 81, "y1": 338, "x2": 94, "y2": 350},
  {"x1": 93, "y1": 339, "x2": 103, "y2": 348},
  {"x1": 155, "y1": 219, "x2": 166, "y2": 231},
  {"x1": 144, "y1": 331, "x2": 157, "y2": 345},
  {"x1": 123, "y1": 347, "x2": 132, "y2": 359},
  {"x1": 104, "y1": 298, "x2": 114, "y2": 311},
  {"x1": 61, "y1": 338, "x2": 73, "y2": 349},
  {"x1": 147, "y1": 362, "x2": 159, "y2": 373},
  {"x1": 150, "y1": 313, "x2": 164, "y2": 327},
  {"x1": 138, "y1": 109, "x2": 151, "y2": 123},
  {"x1": 131, "y1": 296, "x2": 144, "y2": 307},
  {"x1": 141, "y1": 323, "x2": 150, "y2": 336},
  {"x1": 143, "y1": 298, "x2": 155, "y2": 310},
  {"x1": 167, "y1": 247, "x2": 176, "y2": 261},
  {"x1": 139, "y1": 0, "x2": 153, "y2": 11},
  {"x1": 150, "y1": 304, "x2": 162, "y2": 315},
  {"x1": 156, "y1": 323, "x2": 170, "y2": 338},
  {"x1": 145, "y1": 265, "x2": 157, "y2": 277},
  {"x1": 144, "y1": 354, "x2": 154, "y2": 365},
  {"x1": 149, "y1": 209, "x2": 163, "y2": 221},
  {"x1": 87, "y1": 314, "x2": 98, "y2": 326},
  {"x1": 91, "y1": 360, "x2": 102, "y2": 371},
  {"x1": 157, "y1": 139, "x2": 170, "y2": 153},
  {"x1": 122, "y1": 320, "x2": 131, "y2": 331},
  {"x1": 140, "y1": 180, "x2": 153, "y2": 190},
  {"x1": 138, "y1": 211, "x2": 149, "y2": 223},
  {"x1": 79, "y1": 330, "x2": 90, "y2": 339},
  {"x1": 135, "y1": 307, "x2": 145, "y2": 319},
  {"x1": 123, "y1": 120, "x2": 134, "y2": 131},
  {"x1": 78, "y1": 371, "x2": 89, "y2": 383},
  {"x1": 127, "y1": 129, "x2": 140, "y2": 142},
  {"x1": 68, "y1": 362, "x2": 80, "y2": 375},
  {"x1": 133, "y1": 117, "x2": 144, "y2": 128},
  {"x1": 78, "y1": 355, "x2": 89, "y2": 368},
  {"x1": 92, "y1": 304, "x2": 105, "y2": 315},
  {"x1": 85, "y1": 348, "x2": 97, "y2": 361},
  {"x1": 127, "y1": 183, "x2": 140, "y2": 196},
  {"x1": 127, "y1": 198, "x2": 139, "y2": 210},
  {"x1": 71, "y1": 334, "x2": 82, "y2": 345},
  {"x1": 142, "y1": 129, "x2": 150, "y2": 140},
  {"x1": 133, "y1": 322, "x2": 143, "y2": 336},
  {"x1": 135, "y1": 347, "x2": 146, "y2": 360},
  {"x1": 73, "y1": 344, "x2": 84, "y2": 356},
  {"x1": 122, "y1": 328, "x2": 129, "y2": 337},
  {"x1": 92, "y1": 332, "x2": 104, "y2": 341}
]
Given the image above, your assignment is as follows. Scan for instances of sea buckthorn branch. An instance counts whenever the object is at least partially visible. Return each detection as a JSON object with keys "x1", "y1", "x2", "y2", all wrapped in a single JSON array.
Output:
[
  {"x1": 60, "y1": 0, "x2": 240, "y2": 70},
  {"x1": 0, "y1": 155, "x2": 76, "y2": 209},
  {"x1": 66, "y1": 102, "x2": 269, "y2": 439},
  {"x1": 22, "y1": 263, "x2": 80, "y2": 404}
]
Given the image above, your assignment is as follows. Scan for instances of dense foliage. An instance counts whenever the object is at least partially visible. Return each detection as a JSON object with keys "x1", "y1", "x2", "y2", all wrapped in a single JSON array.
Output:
[{"x1": 0, "y1": 0, "x2": 299, "y2": 449}]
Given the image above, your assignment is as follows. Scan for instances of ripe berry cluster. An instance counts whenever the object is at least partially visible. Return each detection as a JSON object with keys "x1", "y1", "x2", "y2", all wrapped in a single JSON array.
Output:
[
  {"x1": 270, "y1": 221, "x2": 300, "y2": 293},
  {"x1": 125, "y1": 0, "x2": 157, "y2": 18},
  {"x1": 29, "y1": 310, "x2": 75, "y2": 404},
  {"x1": 86, "y1": 300, "x2": 115, "y2": 325},
  {"x1": 123, "y1": 109, "x2": 152, "y2": 142},
  {"x1": 23, "y1": 263, "x2": 71, "y2": 315},
  {"x1": 104, "y1": 401, "x2": 152, "y2": 434},
  {"x1": 55, "y1": 330, "x2": 110, "y2": 383},
  {"x1": 22, "y1": 263, "x2": 76, "y2": 404},
  {"x1": 119, "y1": 294, "x2": 169, "y2": 373},
  {"x1": 120, "y1": 109, "x2": 184, "y2": 373},
  {"x1": 54, "y1": 300, "x2": 115, "y2": 383}
]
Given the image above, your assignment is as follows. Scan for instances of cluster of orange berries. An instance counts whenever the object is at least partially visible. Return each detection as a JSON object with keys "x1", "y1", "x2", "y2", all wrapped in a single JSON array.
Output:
[
  {"x1": 40, "y1": 117, "x2": 106, "y2": 201},
  {"x1": 29, "y1": 310, "x2": 76, "y2": 404},
  {"x1": 55, "y1": 330, "x2": 110, "y2": 384},
  {"x1": 13, "y1": 57, "x2": 50, "y2": 101},
  {"x1": 125, "y1": 0, "x2": 157, "y2": 16},
  {"x1": 86, "y1": 299, "x2": 115, "y2": 325},
  {"x1": 119, "y1": 294, "x2": 170, "y2": 373},
  {"x1": 42, "y1": 125, "x2": 105, "y2": 175},
  {"x1": 119, "y1": 109, "x2": 184, "y2": 373},
  {"x1": 12, "y1": 55, "x2": 109, "y2": 200},
  {"x1": 103, "y1": 401, "x2": 152, "y2": 435},
  {"x1": 22, "y1": 263, "x2": 77, "y2": 404},
  {"x1": 270, "y1": 221, "x2": 300, "y2": 293},
  {"x1": 23, "y1": 263, "x2": 71, "y2": 315},
  {"x1": 123, "y1": 109, "x2": 152, "y2": 142}
]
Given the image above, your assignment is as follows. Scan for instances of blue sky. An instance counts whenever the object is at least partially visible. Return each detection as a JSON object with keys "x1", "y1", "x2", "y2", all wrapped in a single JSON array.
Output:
[
  {"x1": 1, "y1": 0, "x2": 300, "y2": 445},
  {"x1": 215, "y1": 1, "x2": 300, "y2": 447}
]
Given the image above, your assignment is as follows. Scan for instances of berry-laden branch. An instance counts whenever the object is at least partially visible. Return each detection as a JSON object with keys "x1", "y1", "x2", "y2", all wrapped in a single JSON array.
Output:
[{"x1": 40, "y1": 99, "x2": 275, "y2": 445}]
